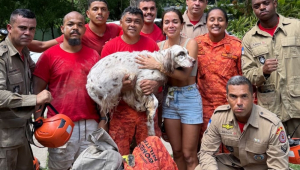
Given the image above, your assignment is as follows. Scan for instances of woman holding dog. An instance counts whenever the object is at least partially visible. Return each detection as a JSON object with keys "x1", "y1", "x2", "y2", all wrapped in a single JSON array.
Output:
[
  {"x1": 195, "y1": 7, "x2": 242, "y2": 152},
  {"x1": 136, "y1": 8, "x2": 202, "y2": 170}
]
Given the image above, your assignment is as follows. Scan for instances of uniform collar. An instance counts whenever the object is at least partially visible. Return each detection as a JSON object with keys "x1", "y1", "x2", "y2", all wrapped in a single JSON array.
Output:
[
  {"x1": 202, "y1": 33, "x2": 232, "y2": 47},
  {"x1": 251, "y1": 14, "x2": 289, "y2": 37},
  {"x1": 4, "y1": 37, "x2": 30, "y2": 58},
  {"x1": 183, "y1": 10, "x2": 207, "y2": 27},
  {"x1": 228, "y1": 104, "x2": 259, "y2": 128}
]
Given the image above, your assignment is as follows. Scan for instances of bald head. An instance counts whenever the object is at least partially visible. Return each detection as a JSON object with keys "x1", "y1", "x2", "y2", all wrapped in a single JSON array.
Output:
[
  {"x1": 60, "y1": 11, "x2": 86, "y2": 47},
  {"x1": 63, "y1": 11, "x2": 85, "y2": 25}
]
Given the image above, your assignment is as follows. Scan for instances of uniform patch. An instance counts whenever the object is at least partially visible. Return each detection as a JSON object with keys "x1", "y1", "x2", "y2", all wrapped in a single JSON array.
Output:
[
  {"x1": 13, "y1": 85, "x2": 20, "y2": 93},
  {"x1": 279, "y1": 131, "x2": 287, "y2": 143},
  {"x1": 225, "y1": 44, "x2": 231, "y2": 53},
  {"x1": 251, "y1": 42, "x2": 266, "y2": 48},
  {"x1": 226, "y1": 146, "x2": 234, "y2": 152},
  {"x1": 254, "y1": 138, "x2": 261, "y2": 143},
  {"x1": 207, "y1": 119, "x2": 211, "y2": 128},
  {"x1": 222, "y1": 124, "x2": 233, "y2": 130},
  {"x1": 221, "y1": 53, "x2": 238, "y2": 60},
  {"x1": 242, "y1": 47, "x2": 244, "y2": 55},
  {"x1": 254, "y1": 154, "x2": 265, "y2": 160},
  {"x1": 281, "y1": 144, "x2": 288, "y2": 153},
  {"x1": 221, "y1": 130, "x2": 237, "y2": 136},
  {"x1": 258, "y1": 56, "x2": 265, "y2": 64},
  {"x1": 276, "y1": 127, "x2": 283, "y2": 135}
]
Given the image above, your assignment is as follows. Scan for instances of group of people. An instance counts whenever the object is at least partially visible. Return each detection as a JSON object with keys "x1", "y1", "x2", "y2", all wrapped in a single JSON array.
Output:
[{"x1": 0, "y1": 0, "x2": 299, "y2": 170}]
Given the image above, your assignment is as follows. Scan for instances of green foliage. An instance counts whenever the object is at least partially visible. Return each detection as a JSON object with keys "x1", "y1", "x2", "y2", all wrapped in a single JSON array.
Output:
[
  {"x1": 212, "y1": 0, "x2": 300, "y2": 40},
  {"x1": 227, "y1": 15, "x2": 257, "y2": 39},
  {"x1": 277, "y1": 0, "x2": 300, "y2": 19},
  {"x1": 290, "y1": 163, "x2": 300, "y2": 170}
]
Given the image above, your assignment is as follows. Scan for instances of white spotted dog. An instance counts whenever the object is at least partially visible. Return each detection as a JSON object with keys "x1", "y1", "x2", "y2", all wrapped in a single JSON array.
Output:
[{"x1": 86, "y1": 45, "x2": 195, "y2": 136}]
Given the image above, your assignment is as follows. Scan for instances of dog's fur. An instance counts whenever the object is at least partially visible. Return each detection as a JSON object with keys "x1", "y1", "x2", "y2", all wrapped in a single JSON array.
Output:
[{"x1": 86, "y1": 45, "x2": 195, "y2": 136}]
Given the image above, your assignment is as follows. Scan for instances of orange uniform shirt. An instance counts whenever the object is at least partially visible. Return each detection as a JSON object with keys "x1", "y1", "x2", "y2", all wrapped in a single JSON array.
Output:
[{"x1": 195, "y1": 33, "x2": 242, "y2": 119}]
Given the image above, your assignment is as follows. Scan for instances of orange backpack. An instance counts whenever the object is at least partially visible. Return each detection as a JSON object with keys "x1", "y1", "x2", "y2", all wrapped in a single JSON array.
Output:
[{"x1": 124, "y1": 136, "x2": 178, "y2": 170}]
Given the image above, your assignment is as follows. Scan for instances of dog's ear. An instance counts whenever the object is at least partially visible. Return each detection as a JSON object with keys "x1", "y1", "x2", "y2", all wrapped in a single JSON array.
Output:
[{"x1": 163, "y1": 49, "x2": 175, "y2": 73}]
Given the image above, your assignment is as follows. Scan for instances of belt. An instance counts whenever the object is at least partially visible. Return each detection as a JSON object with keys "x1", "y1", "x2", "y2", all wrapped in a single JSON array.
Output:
[{"x1": 165, "y1": 84, "x2": 197, "y2": 106}]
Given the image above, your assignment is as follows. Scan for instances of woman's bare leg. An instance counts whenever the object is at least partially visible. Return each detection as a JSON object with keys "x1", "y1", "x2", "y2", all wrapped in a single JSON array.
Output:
[{"x1": 165, "y1": 118, "x2": 186, "y2": 170}]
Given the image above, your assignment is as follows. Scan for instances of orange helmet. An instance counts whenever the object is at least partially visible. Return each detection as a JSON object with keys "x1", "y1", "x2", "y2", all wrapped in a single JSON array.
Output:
[
  {"x1": 289, "y1": 138, "x2": 300, "y2": 164},
  {"x1": 34, "y1": 104, "x2": 74, "y2": 148}
]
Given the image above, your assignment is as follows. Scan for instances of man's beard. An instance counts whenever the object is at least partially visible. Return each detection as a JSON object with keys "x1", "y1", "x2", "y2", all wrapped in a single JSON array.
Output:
[{"x1": 68, "y1": 38, "x2": 81, "y2": 46}]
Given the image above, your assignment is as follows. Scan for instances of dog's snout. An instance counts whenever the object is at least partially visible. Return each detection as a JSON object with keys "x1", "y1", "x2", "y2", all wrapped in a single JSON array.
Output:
[{"x1": 193, "y1": 60, "x2": 196, "y2": 64}]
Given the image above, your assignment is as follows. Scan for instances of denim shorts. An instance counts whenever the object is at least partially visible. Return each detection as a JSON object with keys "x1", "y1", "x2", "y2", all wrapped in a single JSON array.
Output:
[{"x1": 162, "y1": 84, "x2": 203, "y2": 124}]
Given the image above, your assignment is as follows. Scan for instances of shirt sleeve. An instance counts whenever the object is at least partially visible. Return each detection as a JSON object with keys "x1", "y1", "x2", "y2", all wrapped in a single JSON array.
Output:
[
  {"x1": 0, "y1": 59, "x2": 36, "y2": 109},
  {"x1": 100, "y1": 43, "x2": 112, "y2": 59},
  {"x1": 241, "y1": 36, "x2": 266, "y2": 86},
  {"x1": 33, "y1": 52, "x2": 51, "y2": 83},
  {"x1": 199, "y1": 113, "x2": 221, "y2": 170},
  {"x1": 266, "y1": 122, "x2": 289, "y2": 170},
  {"x1": 55, "y1": 34, "x2": 64, "y2": 43}
]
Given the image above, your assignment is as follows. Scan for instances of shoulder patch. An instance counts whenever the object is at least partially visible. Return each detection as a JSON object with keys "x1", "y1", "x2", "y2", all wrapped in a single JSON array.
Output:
[
  {"x1": 0, "y1": 43, "x2": 9, "y2": 57},
  {"x1": 258, "y1": 106, "x2": 280, "y2": 125},
  {"x1": 214, "y1": 105, "x2": 231, "y2": 114}
]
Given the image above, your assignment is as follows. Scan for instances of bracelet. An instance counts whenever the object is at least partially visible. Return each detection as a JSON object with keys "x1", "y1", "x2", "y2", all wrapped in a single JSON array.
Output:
[{"x1": 100, "y1": 117, "x2": 107, "y2": 121}]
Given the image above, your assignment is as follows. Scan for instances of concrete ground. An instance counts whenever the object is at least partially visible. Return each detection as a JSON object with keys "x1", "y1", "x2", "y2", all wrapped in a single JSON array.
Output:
[{"x1": 31, "y1": 137, "x2": 173, "y2": 169}]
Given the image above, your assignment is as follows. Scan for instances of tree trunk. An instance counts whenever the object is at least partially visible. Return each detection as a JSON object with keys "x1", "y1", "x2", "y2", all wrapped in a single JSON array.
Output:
[
  {"x1": 130, "y1": 0, "x2": 138, "y2": 7},
  {"x1": 42, "y1": 31, "x2": 45, "y2": 41},
  {"x1": 50, "y1": 23, "x2": 55, "y2": 39}
]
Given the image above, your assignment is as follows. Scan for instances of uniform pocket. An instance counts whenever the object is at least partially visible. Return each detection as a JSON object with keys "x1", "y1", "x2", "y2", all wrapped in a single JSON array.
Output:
[
  {"x1": 245, "y1": 141, "x2": 267, "y2": 164},
  {"x1": 288, "y1": 84, "x2": 300, "y2": 116},
  {"x1": 220, "y1": 57, "x2": 238, "y2": 78},
  {"x1": 281, "y1": 37, "x2": 300, "y2": 58},
  {"x1": 252, "y1": 46, "x2": 269, "y2": 65},
  {"x1": 7, "y1": 72, "x2": 23, "y2": 93},
  {"x1": 257, "y1": 91, "x2": 276, "y2": 111},
  {"x1": 222, "y1": 137, "x2": 239, "y2": 156},
  {"x1": 8, "y1": 72, "x2": 23, "y2": 84}
]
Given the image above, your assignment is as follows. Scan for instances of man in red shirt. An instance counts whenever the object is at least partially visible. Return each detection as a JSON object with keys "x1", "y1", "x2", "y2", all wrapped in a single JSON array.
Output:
[
  {"x1": 100, "y1": 6, "x2": 162, "y2": 155},
  {"x1": 119, "y1": 0, "x2": 165, "y2": 42},
  {"x1": 33, "y1": 11, "x2": 100, "y2": 170},
  {"x1": 28, "y1": 0, "x2": 120, "y2": 55}
]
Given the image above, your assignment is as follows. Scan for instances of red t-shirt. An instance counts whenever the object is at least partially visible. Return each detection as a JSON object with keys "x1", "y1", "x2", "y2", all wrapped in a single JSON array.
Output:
[
  {"x1": 101, "y1": 35, "x2": 159, "y2": 58},
  {"x1": 237, "y1": 121, "x2": 245, "y2": 133},
  {"x1": 258, "y1": 17, "x2": 279, "y2": 36},
  {"x1": 190, "y1": 20, "x2": 200, "y2": 25},
  {"x1": 33, "y1": 44, "x2": 100, "y2": 122},
  {"x1": 119, "y1": 24, "x2": 166, "y2": 43},
  {"x1": 56, "y1": 23, "x2": 121, "y2": 55}
]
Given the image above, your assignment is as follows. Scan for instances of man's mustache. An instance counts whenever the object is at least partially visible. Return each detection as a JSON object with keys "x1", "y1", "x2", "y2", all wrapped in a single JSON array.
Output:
[{"x1": 70, "y1": 30, "x2": 81, "y2": 35}]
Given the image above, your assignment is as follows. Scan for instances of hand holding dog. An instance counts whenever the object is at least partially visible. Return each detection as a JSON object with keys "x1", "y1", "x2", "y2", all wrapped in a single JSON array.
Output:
[
  {"x1": 140, "y1": 80, "x2": 159, "y2": 95},
  {"x1": 136, "y1": 54, "x2": 160, "y2": 70},
  {"x1": 121, "y1": 74, "x2": 136, "y2": 93}
]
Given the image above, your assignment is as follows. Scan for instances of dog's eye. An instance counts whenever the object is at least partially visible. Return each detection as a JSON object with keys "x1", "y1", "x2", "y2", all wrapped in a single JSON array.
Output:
[{"x1": 177, "y1": 52, "x2": 185, "y2": 56}]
